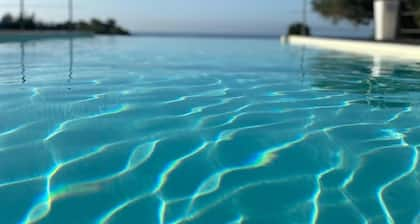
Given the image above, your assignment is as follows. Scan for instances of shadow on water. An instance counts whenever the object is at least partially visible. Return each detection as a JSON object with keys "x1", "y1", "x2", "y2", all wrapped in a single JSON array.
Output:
[{"x1": 307, "y1": 51, "x2": 420, "y2": 108}]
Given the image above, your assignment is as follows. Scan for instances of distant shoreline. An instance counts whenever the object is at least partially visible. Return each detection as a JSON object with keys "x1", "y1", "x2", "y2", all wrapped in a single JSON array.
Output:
[
  {"x1": 133, "y1": 32, "x2": 281, "y2": 39},
  {"x1": 0, "y1": 13, "x2": 130, "y2": 35},
  {"x1": 132, "y1": 32, "x2": 373, "y2": 40},
  {"x1": 133, "y1": 26, "x2": 372, "y2": 39}
]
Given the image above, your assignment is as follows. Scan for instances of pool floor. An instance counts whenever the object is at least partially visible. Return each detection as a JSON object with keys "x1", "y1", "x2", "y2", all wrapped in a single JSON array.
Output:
[{"x1": 0, "y1": 37, "x2": 419, "y2": 224}]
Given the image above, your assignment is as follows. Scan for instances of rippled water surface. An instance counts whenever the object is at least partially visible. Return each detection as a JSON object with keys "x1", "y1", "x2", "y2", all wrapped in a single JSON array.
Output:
[{"x1": 0, "y1": 36, "x2": 419, "y2": 224}]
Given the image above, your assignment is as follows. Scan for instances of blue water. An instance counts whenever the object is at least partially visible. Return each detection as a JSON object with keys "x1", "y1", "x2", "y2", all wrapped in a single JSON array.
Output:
[{"x1": 0, "y1": 36, "x2": 419, "y2": 224}]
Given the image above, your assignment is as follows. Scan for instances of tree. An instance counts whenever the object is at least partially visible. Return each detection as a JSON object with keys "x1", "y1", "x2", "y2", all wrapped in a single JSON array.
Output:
[
  {"x1": 1, "y1": 13, "x2": 16, "y2": 29},
  {"x1": 288, "y1": 23, "x2": 311, "y2": 36},
  {"x1": 0, "y1": 13, "x2": 130, "y2": 35},
  {"x1": 312, "y1": 0, "x2": 420, "y2": 25},
  {"x1": 312, "y1": 0, "x2": 373, "y2": 25},
  {"x1": 106, "y1": 19, "x2": 116, "y2": 28}
]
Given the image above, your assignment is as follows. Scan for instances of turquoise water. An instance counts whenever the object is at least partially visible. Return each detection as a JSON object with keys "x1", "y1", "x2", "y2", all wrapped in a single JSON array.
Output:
[{"x1": 0, "y1": 36, "x2": 419, "y2": 224}]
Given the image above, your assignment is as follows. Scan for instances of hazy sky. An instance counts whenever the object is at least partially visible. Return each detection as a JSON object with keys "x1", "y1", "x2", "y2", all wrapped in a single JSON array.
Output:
[{"x1": 0, "y1": 0, "x2": 372, "y2": 36}]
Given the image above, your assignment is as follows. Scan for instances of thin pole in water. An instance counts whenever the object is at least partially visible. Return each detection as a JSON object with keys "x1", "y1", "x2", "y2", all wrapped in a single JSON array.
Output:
[
  {"x1": 20, "y1": 42, "x2": 25, "y2": 83},
  {"x1": 68, "y1": 37, "x2": 73, "y2": 87}
]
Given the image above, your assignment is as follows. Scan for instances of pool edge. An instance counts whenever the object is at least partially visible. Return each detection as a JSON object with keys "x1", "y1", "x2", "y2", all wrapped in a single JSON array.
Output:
[
  {"x1": 0, "y1": 31, "x2": 94, "y2": 43},
  {"x1": 281, "y1": 35, "x2": 420, "y2": 61}
]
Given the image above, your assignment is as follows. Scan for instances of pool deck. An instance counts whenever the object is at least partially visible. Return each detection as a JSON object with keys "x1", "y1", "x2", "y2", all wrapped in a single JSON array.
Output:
[
  {"x1": 282, "y1": 35, "x2": 420, "y2": 61},
  {"x1": 0, "y1": 31, "x2": 94, "y2": 43}
]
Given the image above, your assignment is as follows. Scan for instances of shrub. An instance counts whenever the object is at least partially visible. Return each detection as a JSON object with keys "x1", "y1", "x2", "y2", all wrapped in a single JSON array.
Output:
[{"x1": 288, "y1": 23, "x2": 311, "y2": 36}]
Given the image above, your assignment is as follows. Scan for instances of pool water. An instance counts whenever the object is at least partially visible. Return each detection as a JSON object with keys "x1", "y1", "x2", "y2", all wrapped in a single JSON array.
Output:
[{"x1": 0, "y1": 36, "x2": 419, "y2": 224}]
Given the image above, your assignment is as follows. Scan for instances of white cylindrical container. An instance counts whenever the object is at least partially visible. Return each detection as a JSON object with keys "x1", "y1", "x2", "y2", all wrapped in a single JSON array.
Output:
[{"x1": 374, "y1": 0, "x2": 400, "y2": 41}]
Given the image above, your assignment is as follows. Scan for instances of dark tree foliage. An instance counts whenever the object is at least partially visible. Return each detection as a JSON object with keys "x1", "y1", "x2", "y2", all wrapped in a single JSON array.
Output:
[
  {"x1": 312, "y1": 0, "x2": 420, "y2": 26},
  {"x1": 312, "y1": 0, "x2": 373, "y2": 25},
  {"x1": 0, "y1": 13, "x2": 130, "y2": 35},
  {"x1": 288, "y1": 23, "x2": 311, "y2": 36}
]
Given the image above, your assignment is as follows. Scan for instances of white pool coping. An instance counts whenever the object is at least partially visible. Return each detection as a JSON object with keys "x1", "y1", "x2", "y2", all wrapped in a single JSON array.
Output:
[{"x1": 282, "y1": 35, "x2": 420, "y2": 61}]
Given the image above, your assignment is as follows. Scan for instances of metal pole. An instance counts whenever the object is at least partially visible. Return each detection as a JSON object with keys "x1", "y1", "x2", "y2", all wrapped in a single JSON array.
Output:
[
  {"x1": 68, "y1": 0, "x2": 73, "y2": 31},
  {"x1": 302, "y1": 0, "x2": 308, "y2": 35},
  {"x1": 20, "y1": 0, "x2": 24, "y2": 30}
]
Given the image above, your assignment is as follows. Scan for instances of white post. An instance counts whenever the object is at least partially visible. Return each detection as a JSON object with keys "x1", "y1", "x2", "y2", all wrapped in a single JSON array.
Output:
[{"x1": 374, "y1": 0, "x2": 400, "y2": 41}]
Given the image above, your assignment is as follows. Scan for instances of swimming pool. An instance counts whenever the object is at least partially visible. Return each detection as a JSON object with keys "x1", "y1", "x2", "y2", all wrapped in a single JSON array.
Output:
[{"x1": 0, "y1": 36, "x2": 419, "y2": 224}]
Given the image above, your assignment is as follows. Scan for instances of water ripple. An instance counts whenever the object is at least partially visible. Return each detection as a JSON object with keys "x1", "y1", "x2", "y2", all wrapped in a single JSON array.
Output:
[{"x1": 0, "y1": 37, "x2": 419, "y2": 223}]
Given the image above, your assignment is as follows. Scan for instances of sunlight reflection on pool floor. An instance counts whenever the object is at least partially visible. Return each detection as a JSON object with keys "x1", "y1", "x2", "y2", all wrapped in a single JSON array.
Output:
[{"x1": 0, "y1": 37, "x2": 419, "y2": 224}]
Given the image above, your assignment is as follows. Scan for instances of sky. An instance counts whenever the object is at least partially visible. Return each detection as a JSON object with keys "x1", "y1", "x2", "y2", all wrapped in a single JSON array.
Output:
[{"x1": 0, "y1": 0, "x2": 372, "y2": 37}]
